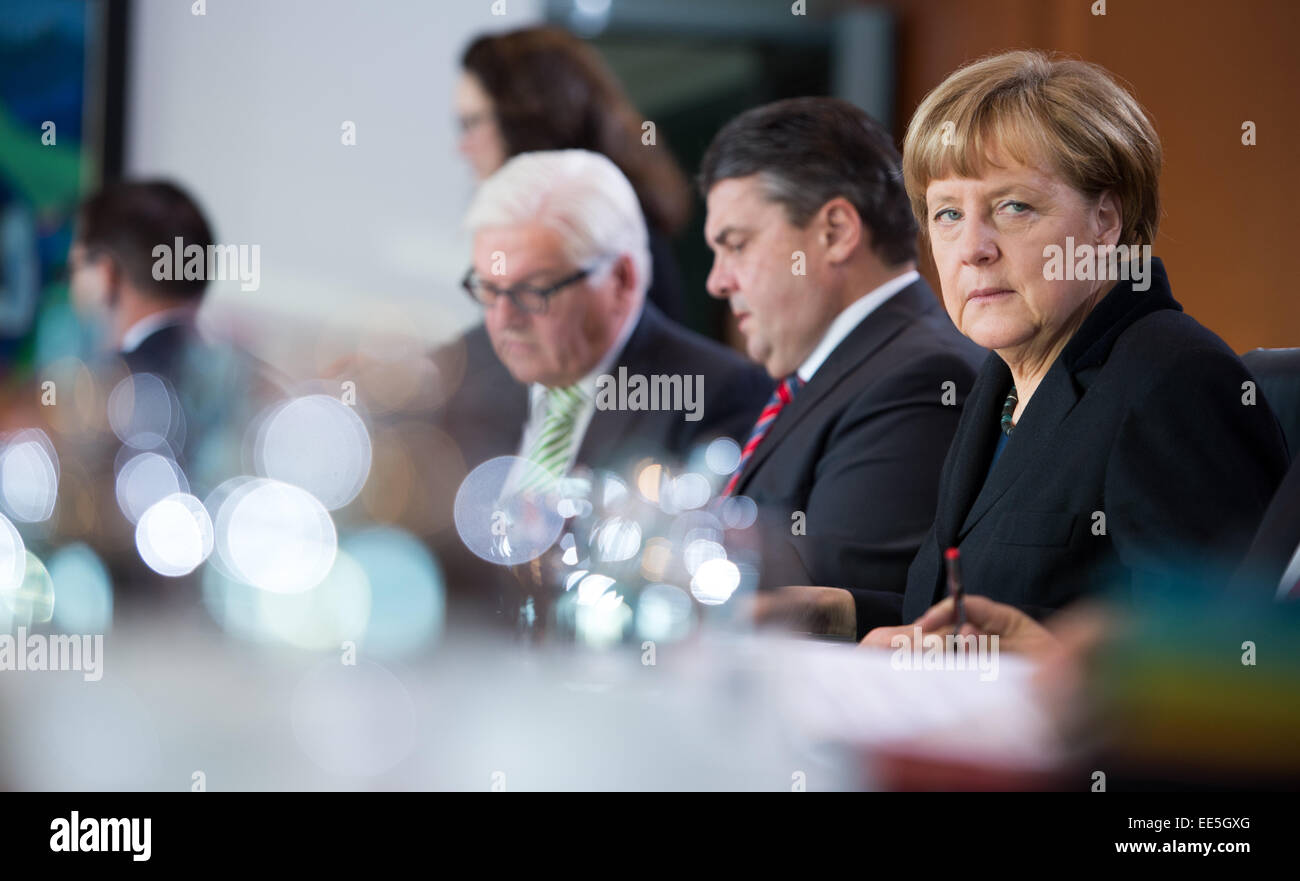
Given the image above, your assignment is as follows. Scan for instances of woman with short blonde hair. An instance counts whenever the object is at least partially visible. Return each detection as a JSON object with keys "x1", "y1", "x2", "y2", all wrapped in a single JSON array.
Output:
[
  {"x1": 903, "y1": 50, "x2": 1161, "y2": 248},
  {"x1": 858, "y1": 50, "x2": 1287, "y2": 641}
]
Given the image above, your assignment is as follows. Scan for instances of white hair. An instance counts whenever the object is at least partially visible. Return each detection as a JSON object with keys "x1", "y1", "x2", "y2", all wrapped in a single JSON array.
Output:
[{"x1": 464, "y1": 149, "x2": 651, "y2": 298}]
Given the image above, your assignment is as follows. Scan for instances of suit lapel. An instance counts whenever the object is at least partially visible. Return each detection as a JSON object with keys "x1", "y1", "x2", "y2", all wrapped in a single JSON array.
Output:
[
  {"x1": 453, "y1": 325, "x2": 529, "y2": 463},
  {"x1": 931, "y1": 353, "x2": 1006, "y2": 549},
  {"x1": 478, "y1": 380, "x2": 528, "y2": 464},
  {"x1": 733, "y1": 282, "x2": 935, "y2": 494},
  {"x1": 953, "y1": 259, "x2": 1180, "y2": 539},
  {"x1": 575, "y1": 400, "x2": 637, "y2": 472},
  {"x1": 956, "y1": 360, "x2": 1081, "y2": 538},
  {"x1": 574, "y1": 305, "x2": 659, "y2": 470}
]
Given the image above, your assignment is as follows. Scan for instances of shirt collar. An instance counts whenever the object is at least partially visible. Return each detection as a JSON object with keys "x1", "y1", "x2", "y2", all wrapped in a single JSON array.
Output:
[
  {"x1": 120, "y1": 305, "x2": 199, "y2": 354},
  {"x1": 796, "y1": 269, "x2": 919, "y2": 382}
]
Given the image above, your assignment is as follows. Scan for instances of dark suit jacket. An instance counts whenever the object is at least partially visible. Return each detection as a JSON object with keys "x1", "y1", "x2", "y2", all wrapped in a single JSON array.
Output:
[
  {"x1": 1234, "y1": 457, "x2": 1300, "y2": 594},
  {"x1": 121, "y1": 320, "x2": 193, "y2": 378},
  {"x1": 646, "y1": 227, "x2": 686, "y2": 324},
  {"x1": 83, "y1": 319, "x2": 282, "y2": 617},
  {"x1": 899, "y1": 258, "x2": 1290, "y2": 626},
  {"x1": 120, "y1": 320, "x2": 284, "y2": 471},
  {"x1": 727, "y1": 278, "x2": 985, "y2": 636},
  {"x1": 1242, "y1": 347, "x2": 1300, "y2": 457}
]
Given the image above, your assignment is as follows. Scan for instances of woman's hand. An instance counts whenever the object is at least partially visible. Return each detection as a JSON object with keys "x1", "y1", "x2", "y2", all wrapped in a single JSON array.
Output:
[{"x1": 860, "y1": 594, "x2": 1060, "y2": 659}]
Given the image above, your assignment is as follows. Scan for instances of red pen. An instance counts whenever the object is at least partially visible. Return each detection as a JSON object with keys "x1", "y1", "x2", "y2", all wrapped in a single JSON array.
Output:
[{"x1": 944, "y1": 547, "x2": 966, "y2": 634}]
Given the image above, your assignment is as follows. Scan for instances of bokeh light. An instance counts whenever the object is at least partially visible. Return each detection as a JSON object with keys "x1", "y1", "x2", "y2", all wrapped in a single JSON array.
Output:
[
  {"x1": 343, "y1": 527, "x2": 445, "y2": 655},
  {"x1": 0, "y1": 551, "x2": 55, "y2": 629},
  {"x1": 669, "y1": 509, "x2": 724, "y2": 548},
  {"x1": 454, "y1": 456, "x2": 565, "y2": 566},
  {"x1": 115, "y1": 452, "x2": 189, "y2": 524},
  {"x1": 40, "y1": 357, "x2": 105, "y2": 437},
  {"x1": 668, "y1": 472, "x2": 711, "y2": 511},
  {"x1": 254, "y1": 394, "x2": 372, "y2": 510},
  {"x1": 636, "y1": 461, "x2": 665, "y2": 503},
  {"x1": 600, "y1": 473, "x2": 628, "y2": 508},
  {"x1": 719, "y1": 494, "x2": 758, "y2": 530},
  {"x1": 640, "y1": 536, "x2": 672, "y2": 581},
  {"x1": 257, "y1": 549, "x2": 370, "y2": 651},
  {"x1": 575, "y1": 572, "x2": 616, "y2": 606},
  {"x1": 574, "y1": 591, "x2": 631, "y2": 648},
  {"x1": 590, "y1": 516, "x2": 642, "y2": 563},
  {"x1": 214, "y1": 477, "x2": 337, "y2": 593},
  {"x1": 690, "y1": 557, "x2": 741, "y2": 605},
  {"x1": 0, "y1": 428, "x2": 59, "y2": 522},
  {"x1": 636, "y1": 583, "x2": 695, "y2": 643},
  {"x1": 136, "y1": 493, "x2": 214, "y2": 577},
  {"x1": 704, "y1": 436, "x2": 742, "y2": 475},
  {"x1": 108, "y1": 372, "x2": 185, "y2": 450},
  {"x1": 47, "y1": 544, "x2": 113, "y2": 633},
  {"x1": 683, "y1": 538, "x2": 727, "y2": 576},
  {"x1": 0, "y1": 513, "x2": 27, "y2": 594}
]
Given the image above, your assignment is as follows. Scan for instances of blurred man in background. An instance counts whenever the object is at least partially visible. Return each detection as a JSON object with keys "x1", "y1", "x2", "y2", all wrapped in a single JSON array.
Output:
[
  {"x1": 58, "y1": 180, "x2": 281, "y2": 616},
  {"x1": 70, "y1": 181, "x2": 210, "y2": 378}
]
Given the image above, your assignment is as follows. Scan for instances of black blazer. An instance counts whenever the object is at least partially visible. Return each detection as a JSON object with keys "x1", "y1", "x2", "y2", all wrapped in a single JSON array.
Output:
[
  {"x1": 898, "y1": 258, "x2": 1290, "y2": 626},
  {"x1": 728, "y1": 278, "x2": 985, "y2": 633},
  {"x1": 437, "y1": 301, "x2": 769, "y2": 477},
  {"x1": 646, "y1": 227, "x2": 687, "y2": 324},
  {"x1": 1234, "y1": 457, "x2": 1300, "y2": 594},
  {"x1": 121, "y1": 320, "x2": 195, "y2": 378},
  {"x1": 1242, "y1": 347, "x2": 1300, "y2": 457}
]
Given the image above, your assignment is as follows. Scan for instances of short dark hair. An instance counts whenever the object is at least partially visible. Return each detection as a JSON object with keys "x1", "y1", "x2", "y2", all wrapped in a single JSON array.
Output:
[
  {"x1": 698, "y1": 97, "x2": 917, "y2": 266},
  {"x1": 76, "y1": 180, "x2": 214, "y2": 299}
]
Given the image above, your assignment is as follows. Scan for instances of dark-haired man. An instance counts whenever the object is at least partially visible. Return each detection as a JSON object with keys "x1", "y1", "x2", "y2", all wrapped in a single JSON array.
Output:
[
  {"x1": 65, "y1": 180, "x2": 280, "y2": 615},
  {"x1": 71, "y1": 180, "x2": 216, "y2": 379},
  {"x1": 699, "y1": 97, "x2": 985, "y2": 639}
]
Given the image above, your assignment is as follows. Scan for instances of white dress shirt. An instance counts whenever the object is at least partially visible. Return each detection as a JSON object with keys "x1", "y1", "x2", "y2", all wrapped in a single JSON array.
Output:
[{"x1": 796, "y1": 270, "x2": 920, "y2": 382}]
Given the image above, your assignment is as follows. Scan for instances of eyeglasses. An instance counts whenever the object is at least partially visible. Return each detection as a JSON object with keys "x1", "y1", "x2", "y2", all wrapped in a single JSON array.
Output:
[
  {"x1": 456, "y1": 111, "x2": 494, "y2": 135},
  {"x1": 461, "y1": 262, "x2": 605, "y2": 315}
]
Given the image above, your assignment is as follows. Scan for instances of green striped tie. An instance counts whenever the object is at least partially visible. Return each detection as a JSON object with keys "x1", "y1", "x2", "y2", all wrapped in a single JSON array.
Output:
[{"x1": 516, "y1": 384, "x2": 586, "y2": 494}]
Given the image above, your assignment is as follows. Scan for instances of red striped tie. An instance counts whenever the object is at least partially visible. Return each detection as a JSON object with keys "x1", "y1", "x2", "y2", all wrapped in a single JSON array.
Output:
[{"x1": 723, "y1": 374, "x2": 804, "y2": 497}]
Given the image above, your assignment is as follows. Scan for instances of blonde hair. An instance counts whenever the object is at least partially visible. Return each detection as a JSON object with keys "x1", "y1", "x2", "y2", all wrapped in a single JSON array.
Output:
[{"x1": 903, "y1": 50, "x2": 1162, "y2": 247}]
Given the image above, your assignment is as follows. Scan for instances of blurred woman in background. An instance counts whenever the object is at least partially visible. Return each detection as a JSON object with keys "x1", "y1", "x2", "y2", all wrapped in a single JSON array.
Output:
[{"x1": 455, "y1": 25, "x2": 692, "y2": 322}]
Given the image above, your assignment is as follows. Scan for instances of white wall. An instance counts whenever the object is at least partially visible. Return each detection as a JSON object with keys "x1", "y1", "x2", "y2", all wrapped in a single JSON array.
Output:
[{"x1": 126, "y1": 0, "x2": 540, "y2": 361}]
